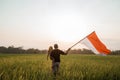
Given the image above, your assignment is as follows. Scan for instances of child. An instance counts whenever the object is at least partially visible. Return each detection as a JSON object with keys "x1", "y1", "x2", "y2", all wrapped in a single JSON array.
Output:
[{"x1": 47, "y1": 46, "x2": 53, "y2": 60}]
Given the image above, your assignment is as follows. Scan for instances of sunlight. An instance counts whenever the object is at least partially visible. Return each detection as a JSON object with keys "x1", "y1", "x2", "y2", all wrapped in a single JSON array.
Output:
[
  {"x1": 50, "y1": 25, "x2": 90, "y2": 43},
  {"x1": 53, "y1": 31, "x2": 76, "y2": 42},
  {"x1": 48, "y1": 15, "x2": 95, "y2": 50}
]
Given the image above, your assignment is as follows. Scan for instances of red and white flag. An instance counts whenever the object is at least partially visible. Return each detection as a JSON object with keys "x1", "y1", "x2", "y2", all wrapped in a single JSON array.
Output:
[{"x1": 81, "y1": 31, "x2": 111, "y2": 55}]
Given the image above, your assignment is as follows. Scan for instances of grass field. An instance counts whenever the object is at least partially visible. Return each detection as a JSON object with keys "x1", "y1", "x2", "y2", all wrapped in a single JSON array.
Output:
[{"x1": 0, "y1": 54, "x2": 120, "y2": 80}]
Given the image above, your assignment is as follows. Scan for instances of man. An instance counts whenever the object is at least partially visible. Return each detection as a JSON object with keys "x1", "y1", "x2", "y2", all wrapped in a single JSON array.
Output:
[{"x1": 50, "y1": 44, "x2": 71, "y2": 76}]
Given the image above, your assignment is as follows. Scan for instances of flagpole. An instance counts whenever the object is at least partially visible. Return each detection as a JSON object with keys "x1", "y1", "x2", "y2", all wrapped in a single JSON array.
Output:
[{"x1": 69, "y1": 31, "x2": 95, "y2": 49}]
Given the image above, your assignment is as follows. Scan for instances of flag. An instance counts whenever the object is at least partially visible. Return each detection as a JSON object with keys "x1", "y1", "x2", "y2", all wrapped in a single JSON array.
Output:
[{"x1": 81, "y1": 31, "x2": 111, "y2": 55}]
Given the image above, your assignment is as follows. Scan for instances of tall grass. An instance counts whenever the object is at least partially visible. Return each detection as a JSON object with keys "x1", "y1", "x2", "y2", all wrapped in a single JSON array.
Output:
[{"x1": 0, "y1": 54, "x2": 120, "y2": 80}]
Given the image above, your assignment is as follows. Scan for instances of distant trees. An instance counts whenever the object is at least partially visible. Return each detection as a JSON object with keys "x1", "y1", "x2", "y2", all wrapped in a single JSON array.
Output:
[
  {"x1": 109, "y1": 50, "x2": 120, "y2": 55},
  {"x1": 69, "y1": 49, "x2": 94, "y2": 54},
  {"x1": 69, "y1": 49, "x2": 120, "y2": 55},
  {"x1": 0, "y1": 46, "x2": 94, "y2": 54},
  {"x1": 0, "y1": 46, "x2": 7, "y2": 53},
  {"x1": 0, "y1": 46, "x2": 47, "y2": 54},
  {"x1": 7, "y1": 46, "x2": 24, "y2": 53},
  {"x1": 0, "y1": 46, "x2": 120, "y2": 55}
]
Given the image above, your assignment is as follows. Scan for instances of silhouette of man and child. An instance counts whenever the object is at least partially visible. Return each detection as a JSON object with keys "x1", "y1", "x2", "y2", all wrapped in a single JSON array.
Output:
[{"x1": 47, "y1": 44, "x2": 71, "y2": 76}]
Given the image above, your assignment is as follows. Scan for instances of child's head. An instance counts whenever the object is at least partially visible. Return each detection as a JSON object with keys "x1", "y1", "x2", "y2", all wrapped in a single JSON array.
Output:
[{"x1": 49, "y1": 46, "x2": 53, "y2": 51}]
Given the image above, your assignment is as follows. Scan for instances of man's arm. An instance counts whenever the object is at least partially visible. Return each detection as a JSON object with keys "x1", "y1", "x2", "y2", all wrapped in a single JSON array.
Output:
[{"x1": 61, "y1": 48, "x2": 71, "y2": 55}]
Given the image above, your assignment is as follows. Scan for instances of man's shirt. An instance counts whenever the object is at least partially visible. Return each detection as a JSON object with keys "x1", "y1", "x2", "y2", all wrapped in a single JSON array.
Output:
[{"x1": 50, "y1": 49, "x2": 65, "y2": 62}]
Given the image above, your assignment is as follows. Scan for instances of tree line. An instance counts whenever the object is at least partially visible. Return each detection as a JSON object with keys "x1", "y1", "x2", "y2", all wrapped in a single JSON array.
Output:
[
  {"x1": 110, "y1": 50, "x2": 120, "y2": 55},
  {"x1": 0, "y1": 46, "x2": 120, "y2": 55},
  {"x1": 0, "y1": 46, "x2": 47, "y2": 54},
  {"x1": 0, "y1": 46, "x2": 94, "y2": 54}
]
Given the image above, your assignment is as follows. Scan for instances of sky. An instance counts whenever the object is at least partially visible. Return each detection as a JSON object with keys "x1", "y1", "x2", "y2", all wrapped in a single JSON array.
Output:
[{"x1": 0, "y1": 0, "x2": 120, "y2": 50}]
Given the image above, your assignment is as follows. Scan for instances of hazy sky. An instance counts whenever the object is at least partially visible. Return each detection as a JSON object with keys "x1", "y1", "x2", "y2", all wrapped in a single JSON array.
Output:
[{"x1": 0, "y1": 0, "x2": 120, "y2": 50}]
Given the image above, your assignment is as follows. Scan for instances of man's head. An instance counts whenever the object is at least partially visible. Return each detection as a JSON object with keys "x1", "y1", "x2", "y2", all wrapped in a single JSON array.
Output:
[{"x1": 54, "y1": 44, "x2": 58, "y2": 49}]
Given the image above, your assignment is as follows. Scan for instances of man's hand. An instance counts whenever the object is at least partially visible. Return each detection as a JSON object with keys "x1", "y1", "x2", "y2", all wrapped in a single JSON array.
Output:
[
  {"x1": 67, "y1": 48, "x2": 71, "y2": 51},
  {"x1": 66, "y1": 48, "x2": 71, "y2": 54}
]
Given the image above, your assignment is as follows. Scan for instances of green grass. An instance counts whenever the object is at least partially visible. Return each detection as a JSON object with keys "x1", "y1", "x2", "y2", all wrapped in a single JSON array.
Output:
[{"x1": 0, "y1": 54, "x2": 120, "y2": 80}]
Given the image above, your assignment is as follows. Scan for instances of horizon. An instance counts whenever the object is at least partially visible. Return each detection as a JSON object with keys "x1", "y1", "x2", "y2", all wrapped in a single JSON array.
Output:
[{"x1": 0, "y1": 0, "x2": 120, "y2": 50}]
